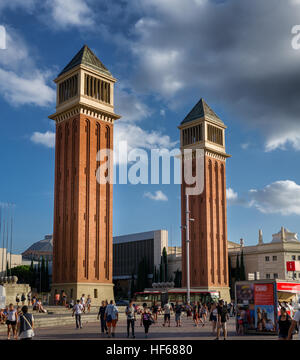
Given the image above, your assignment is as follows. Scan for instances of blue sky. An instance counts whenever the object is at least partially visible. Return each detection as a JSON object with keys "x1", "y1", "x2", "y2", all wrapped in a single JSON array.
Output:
[{"x1": 1, "y1": 0, "x2": 300, "y2": 253}]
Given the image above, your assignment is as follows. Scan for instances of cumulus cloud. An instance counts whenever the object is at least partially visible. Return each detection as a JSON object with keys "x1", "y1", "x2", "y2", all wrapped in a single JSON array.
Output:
[
  {"x1": 144, "y1": 190, "x2": 168, "y2": 202},
  {"x1": 0, "y1": 28, "x2": 55, "y2": 107},
  {"x1": 46, "y1": 0, "x2": 94, "y2": 29},
  {"x1": 113, "y1": 86, "x2": 177, "y2": 164},
  {"x1": 30, "y1": 131, "x2": 55, "y2": 148},
  {"x1": 99, "y1": 0, "x2": 300, "y2": 152},
  {"x1": 226, "y1": 188, "x2": 239, "y2": 205},
  {"x1": 249, "y1": 180, "x2": 300, "y2": 215}
]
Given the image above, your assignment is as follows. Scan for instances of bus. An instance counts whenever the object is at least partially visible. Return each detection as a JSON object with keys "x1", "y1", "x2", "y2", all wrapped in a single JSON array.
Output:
[{"x1": 134, "y1": 288, "x2": 220, "y2": 306}]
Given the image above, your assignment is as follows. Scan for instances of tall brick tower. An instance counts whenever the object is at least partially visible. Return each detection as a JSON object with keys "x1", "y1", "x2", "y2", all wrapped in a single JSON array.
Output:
[
  {"x1": 49, "y1": 45, "x2": 120, "y2": 304},
  {"x1": 178, "y1": 99, "x2": 231, "y2": 302}
]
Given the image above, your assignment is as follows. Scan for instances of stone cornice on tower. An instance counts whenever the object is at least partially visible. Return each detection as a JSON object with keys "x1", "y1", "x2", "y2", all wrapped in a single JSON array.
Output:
[{"x1": 49, "y1": 102, "x2": 121, "y2": 124}]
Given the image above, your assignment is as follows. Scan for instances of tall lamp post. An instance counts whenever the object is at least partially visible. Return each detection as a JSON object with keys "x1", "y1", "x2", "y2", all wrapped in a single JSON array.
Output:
[{"x1": 185, "y1": 195, "x2": 194, "y2": 305}]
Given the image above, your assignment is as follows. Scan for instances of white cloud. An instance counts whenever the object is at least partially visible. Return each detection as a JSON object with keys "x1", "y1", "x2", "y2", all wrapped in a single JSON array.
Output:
[
  {"x1": 144, "y1": 190, "x2": 168, "y2": 202},
  {"x1": 226, "y1": 188, "x2": 238, "y2": 204},
  {"x1": 30, "y1": 131, "x2": 55, "y2": 148},
  {"x1": 0, "y1": 69, "x2": 55, "y2": 107},
  {"x1": 46, "y1": 0, "x2": 94, "y2": 29},
  {"x1": 265, "y1": 128, "x2": 300, "y2": 152},
  {"x1": 115, "y1": 87, "x2": 151, "y2": 123},
  {"x1": 0, "y1": 28, "x2": 55, "y2": 107},
  {"x1": 113, "y1": 86, "x2": 177, "y2": 164},
  {"x1": 241, "y1": 143, "x2": 250, "y2": 150},
  {"x1": 249, "y1": 180, "x2": 300, "y2": 215}
]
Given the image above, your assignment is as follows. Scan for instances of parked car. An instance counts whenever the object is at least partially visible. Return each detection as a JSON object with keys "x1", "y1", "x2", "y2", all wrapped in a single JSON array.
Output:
[{"x1": 116, "y1": 300, "x2": 129, "y2": 306}]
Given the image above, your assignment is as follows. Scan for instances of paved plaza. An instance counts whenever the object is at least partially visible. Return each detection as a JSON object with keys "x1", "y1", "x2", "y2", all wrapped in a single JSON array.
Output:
[{"x1": 0, "y1": 316, "x2": 278, "y2": 341}]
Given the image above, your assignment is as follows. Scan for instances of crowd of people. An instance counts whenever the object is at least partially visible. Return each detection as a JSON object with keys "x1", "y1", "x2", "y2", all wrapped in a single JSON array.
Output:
[
  {"x1": 3, "y1": 292, "x2": 300, "y2": 340},
  {"x1": 0, "y1": 304, "x2": 34, "y2": 340},
  {"x1": 90, "y1": 298, "x2": 230, "y2": 340}
]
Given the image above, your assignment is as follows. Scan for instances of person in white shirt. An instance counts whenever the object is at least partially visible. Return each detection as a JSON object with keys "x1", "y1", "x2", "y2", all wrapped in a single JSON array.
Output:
[
  {"x1": 6, "y1": 303, "x2": 18, "y2": 340},
  {"x1": 288, "y1": 306, "x2": 300, "y2": 340},
  {"x1": 72, "y1": 300, "x2": 84, "y2": 329},
  {"x1": 163, "y1": 302, "x2": 172, "y2": 327},
  {"x1": 80, "y1": 294, "x2": 86, "y2": 310}
]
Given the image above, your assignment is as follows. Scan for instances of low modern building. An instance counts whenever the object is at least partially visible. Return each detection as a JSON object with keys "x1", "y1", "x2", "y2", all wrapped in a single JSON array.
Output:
[
  {"x1": 0, "y1": 248, "x2": 22, "y2": 276},
  {"x1": 229, "y1": 227, "x2": 300, "y2": 281}
]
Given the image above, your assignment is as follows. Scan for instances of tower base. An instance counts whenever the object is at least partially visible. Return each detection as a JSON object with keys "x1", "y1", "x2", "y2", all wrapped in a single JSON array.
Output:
[
  {"x1": 210, "y1": 286, "x2": 231, "y2": 303},
  {"x1": 51, "y1": 283, "x2": 114, "y2": 306}
]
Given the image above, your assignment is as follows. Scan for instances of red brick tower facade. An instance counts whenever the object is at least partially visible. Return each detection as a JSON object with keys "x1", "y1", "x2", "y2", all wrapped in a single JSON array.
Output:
[
  {"x1": 49, "y1": 46, "x2": 120, "y2": 304},
  {"x1": 179, "y1": 99, "x2": 231, "y2": 301}
]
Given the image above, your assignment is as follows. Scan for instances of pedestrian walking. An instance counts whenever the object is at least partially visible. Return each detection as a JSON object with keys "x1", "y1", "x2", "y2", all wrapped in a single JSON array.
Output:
[
  {"x1": 288, "y1": 305, "x2": 300, "y2": 340},
  {"x1": 140, "y1": 303, "x2": 154, "y2": 338},
  {"x1": 192, "y1": 303, "x2": 199, "y2": 327},
  {"x1": 6, "y1": 304, "x2": 18, "y2": 340},
  {"x1": 27, "y1": 291, "x2": 32, "y2": 307},
  {"x1": 152, "y1": 302, "x2": 158, "y2": 322},
  {"x1": 216, "y1": 299, "x2": 229, "y2": 340},
  {"x1": 80, "y1": 294, "x2": 86, "y2": 312},
  {"x1": 105, "y1": 300, "x2": 119, "y2": 338},
  {"x1": 17, "y1": 306, "x2": 34, "y2": 340},
  {"x1": 175, "y1": 301, "x2": 183, "y2": 327},
  {"x1": 16, "y1": 294, "x2": 20, "y2": 307},
  {"x1": 54, "y1": 292, "x2": 60, "y2": 306},
  {"x1": 163, "y1": 302, "x2": 172, "y2": 327},
  {"x1": 21, "y1": 293, "x2": 26, "y2": 306},
  {"x1": 277, "y1": 307, "x2": 291, "y2": 340},
  {"x1": 97, "y1": 300, "x2": 108, "y2": 336},
  {"x1": 126, "y1": 300, "x2": 136, "y2": 338},
  {"x1": 86, "y1": 295, "x2": 92, "y2": 313},
  {"x1": 72, "y1": 300, "x2": 84, "y2": 329},
  {"x1": 209, "y1": 303, "x2": 218, "y2": 335}
]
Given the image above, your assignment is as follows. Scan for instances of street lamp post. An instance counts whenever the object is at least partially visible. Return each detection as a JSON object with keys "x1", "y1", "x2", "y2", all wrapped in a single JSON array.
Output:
[{"x1": 185, "y1": 195, "x2": 195, "y2": 305}]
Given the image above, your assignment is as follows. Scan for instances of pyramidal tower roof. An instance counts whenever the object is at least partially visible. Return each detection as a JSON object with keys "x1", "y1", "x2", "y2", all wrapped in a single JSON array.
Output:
[
  {"x1": 181, "y1": 98, "x2": 223, "y2": 125},
  {"x1": 58, "y1": 45, "x2": 113, "y2": 78}
]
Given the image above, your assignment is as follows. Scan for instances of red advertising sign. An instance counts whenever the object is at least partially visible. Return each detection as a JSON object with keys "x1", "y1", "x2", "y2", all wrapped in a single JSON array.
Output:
[
  {"x1": 287, "y1": 261, "x2": 296, "y2": 272},
  {"x1": 277, "y1": 282, "x2": 300, "y2": 293},
  {"x1": 254, "y1": 283, "x2": 274, "y2": 305},
  {"x1": 286, "y1": 261, "x2": 300, "y2": 272}
]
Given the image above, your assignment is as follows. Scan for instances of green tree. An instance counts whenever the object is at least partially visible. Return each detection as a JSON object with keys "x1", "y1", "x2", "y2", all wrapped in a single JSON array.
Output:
[
  {"x1": 10, "y1": 265, "x2": 32, "y2": 284},
  {"x1": 137, "y1": 258, "x2": 148, "y2": 292},
  {"x1": 174, "y1": 269, "x2": 182, "y2": 288}
]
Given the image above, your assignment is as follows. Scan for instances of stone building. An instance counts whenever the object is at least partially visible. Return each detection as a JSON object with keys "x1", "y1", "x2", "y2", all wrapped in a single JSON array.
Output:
[
  {"x1": 229, "y1": 227, "x2": 300, "y2": 281},
  {"x1": 0, "y1": 249, "x2": 22, "y2": 276}
]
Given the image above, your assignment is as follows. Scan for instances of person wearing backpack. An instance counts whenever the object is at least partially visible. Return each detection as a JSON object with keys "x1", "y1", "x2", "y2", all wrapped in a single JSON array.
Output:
[
  {"x1": 105, "y1": 300, "x2": 119, "y2": 338},
  {"x1": 140, "y1": 303, "x2": 154, "y2": 338},
  {"x1": 17, "y1": 306, "x2": 34, "y2": 340}
]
